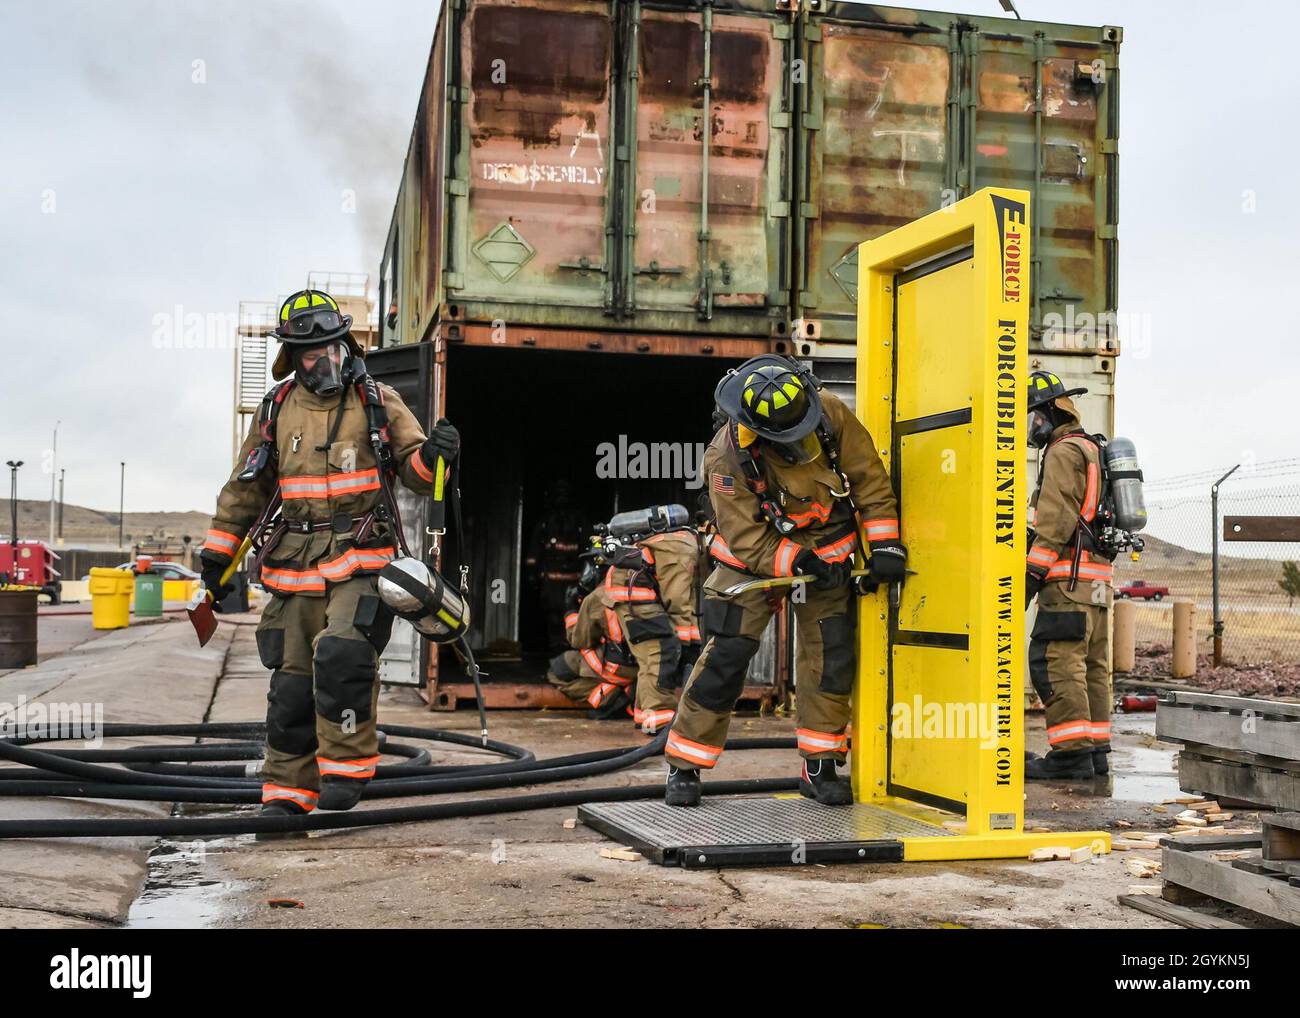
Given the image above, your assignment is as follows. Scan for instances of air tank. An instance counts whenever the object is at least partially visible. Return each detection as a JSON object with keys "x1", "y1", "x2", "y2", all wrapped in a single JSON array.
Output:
[{"x1": 1104, "y1": 437, "x2": 1147, "y2": 533}]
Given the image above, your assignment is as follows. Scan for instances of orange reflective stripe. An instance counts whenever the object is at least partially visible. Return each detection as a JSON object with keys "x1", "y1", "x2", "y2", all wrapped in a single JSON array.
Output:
[
  {"x1": 1046, "y1": 720, "x2": 1092, "y2": 745},
  {"x1": 587, "y1": 682, "x2": 616, "y2": 708},
  {"x1": 262, "y1": 784, "x2": 319, "y2": 810},
  {"x1": 279, "y1": 468, "x2": 382, "y2": 500},
  {"x1": 409, "y1": 450, "x2": 435, "y2": 483},
  {"x1": 675, "y1": 624, "x2": 701, "y2": 641},
  {"x1": 317, "y1": 546, "x2": 396, "y2": 581},
  {"x1": 665, "y1": 730, "x2": 722, "y2": 768},
  {"x1": 863, "y1": 518, "x2": 900, "y2": 541},
  {"x1": 604, "y1": 570, "x2": 657, "y2": 602},
  {"x1": 1027, "y1": 545, "x2": 1057, "y2": 568},
  {"x1": 634, "y1": 708, "x2": 675, "y2": 733},
  {"x1": 580, "y1": 648, "x2": 603, "y2": 675},
  {"x1": 605, "y1": 608, "x2": 624, "y2": 643},
  {"x1": 1089, "y1": 721, "x2": 1111, "y2": 739},
  {"x1": 774, "y1": 539, "x2": 800, "y2": 577},
  {"x1": 785, "y1": 503, "x2": 832, "y2": 526},
  {"x1": 1081, "y1": 462, "x2": 1099, "y2": 522},
  {"x1": 261, "y1": 564, "x2": 326, "y2": 593},
  {"x1": 814, "y1": 533, "x2": 856, "y2": 564},
  {"x1": 203, "y1": 528, "x2": 240, "y2": 554},
  {"x1": 317, "y1": 755, "x2": 380, "y2": 779},
  {"x1": 796, "y1": 727, "x2": 848, "y2": 753},
  {"x1": 564, "y1": 611, "x2": 579, "y2": 629},
  {"x1": 709, "y1": 535, "x2": 747, "y2": 570}
]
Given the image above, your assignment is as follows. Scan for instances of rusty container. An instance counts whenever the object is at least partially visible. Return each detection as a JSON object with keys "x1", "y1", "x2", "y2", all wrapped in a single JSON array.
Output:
[{"x1": 0, "y1": 589, "x2": 38, "y2": 669}]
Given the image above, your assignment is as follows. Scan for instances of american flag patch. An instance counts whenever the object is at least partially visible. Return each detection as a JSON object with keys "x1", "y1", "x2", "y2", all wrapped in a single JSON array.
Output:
[{"x1": 712, "y1": 473, "x2": 735, "y2": 496}]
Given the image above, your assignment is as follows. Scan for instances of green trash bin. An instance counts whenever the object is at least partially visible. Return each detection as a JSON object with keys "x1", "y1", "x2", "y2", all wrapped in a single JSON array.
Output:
[{"x1": 134, "y1": 572, "x2": 164, "y2": 617}]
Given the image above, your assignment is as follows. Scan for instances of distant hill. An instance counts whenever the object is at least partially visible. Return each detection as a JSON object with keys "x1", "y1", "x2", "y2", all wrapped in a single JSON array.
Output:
[{"x1": 0, "y1": 499, "x2": 210, "y2": 550}]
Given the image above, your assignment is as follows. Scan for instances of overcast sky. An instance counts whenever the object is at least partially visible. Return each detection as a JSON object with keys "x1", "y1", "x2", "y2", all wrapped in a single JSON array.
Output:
[{"x1": 3, "y1": 0, "x2": 1296, "y2": 516}]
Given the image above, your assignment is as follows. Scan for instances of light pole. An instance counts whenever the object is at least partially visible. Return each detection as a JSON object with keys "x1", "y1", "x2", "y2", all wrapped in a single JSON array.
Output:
[
  {"x1": 119, "y1": 462, "x2": 126, "y2": 551},
  {"x1": 48, "y1": 420, "x2": 59, "y2": 545},
  {"x1": 1211, "y1": 463, "x2": 1241, "y2": 666},
  {"x1": 6, "y1": 460, "x2": 22, "y2": 560},
  {"x1": 57, "y1": 469, "x2": 65, "y2": 541}
]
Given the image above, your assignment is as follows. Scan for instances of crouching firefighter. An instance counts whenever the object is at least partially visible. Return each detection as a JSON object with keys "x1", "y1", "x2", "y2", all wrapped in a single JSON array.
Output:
[
  {"x1": 602, "y1": 506, "x2": 701, "y2": 735},
  {"x1": 1024, "y1": 370, "x2": 1144, "y2": 782},
  {"x1": 200, "y1": 289, "x2": 461, "y2": 817},
  {"x1": 546, "y1": 552, "x2": 638, "y2": 718},
  {"x1": 664, "y1": 355, "x2": 904, "y2": 807}
]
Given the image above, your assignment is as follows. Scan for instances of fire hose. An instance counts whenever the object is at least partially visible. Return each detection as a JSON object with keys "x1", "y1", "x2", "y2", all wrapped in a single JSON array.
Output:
[{"x1": 0, "y1": 722, "x2": 798, "y2": 839}]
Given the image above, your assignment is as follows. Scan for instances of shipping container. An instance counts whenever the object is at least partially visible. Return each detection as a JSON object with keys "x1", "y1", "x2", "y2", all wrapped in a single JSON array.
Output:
[{"x1": 373, "y1": 0, "x2": 1121, "y2": 703}]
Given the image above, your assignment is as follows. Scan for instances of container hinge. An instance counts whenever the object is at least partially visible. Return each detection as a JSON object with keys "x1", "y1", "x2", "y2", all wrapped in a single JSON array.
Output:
[
  {"x1": 448, "y1": 179, "x2": 469, "y2": 197},
  {"x1": 633, "y1": 261, "x2": 686, "y2": 277},
  {"x1": 803, "y1": 113, "x2": 821, "y2": 131},
  {"x1": 800, "y1": 202, "x2": 819, "y2": 220},
  {"x1": 443, "y1": 271, "x2": 464, "y2": 291},
  {"x1": 769, "y1": 201, "x2": 790, "y2": 219},
  {"x1": 1097, "y1": 224, "x2": 1117, "y2": 240},
  {"x1": 558, "y1": 256, "x2": 608, "y2": 276},
  {"x1": 771, "y1": 111, "x2": 790, "y2": 129},
  {"x1": 771, "y1": 21, "x2": 791, "y2": 40},
  {"x1": 1098, "y1": 138, "x2": 1117, "y2": 155}
]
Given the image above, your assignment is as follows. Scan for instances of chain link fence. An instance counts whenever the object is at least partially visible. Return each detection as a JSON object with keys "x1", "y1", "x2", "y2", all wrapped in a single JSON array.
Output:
[{"x1": 1113, "y1": 460, "x2": 1300, "y2": 672}]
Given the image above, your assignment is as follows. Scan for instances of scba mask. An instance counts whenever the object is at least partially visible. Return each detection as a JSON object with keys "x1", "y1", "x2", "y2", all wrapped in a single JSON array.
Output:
[{"x1": 294, "y1": 340, "x2": 350, "y2": 397}]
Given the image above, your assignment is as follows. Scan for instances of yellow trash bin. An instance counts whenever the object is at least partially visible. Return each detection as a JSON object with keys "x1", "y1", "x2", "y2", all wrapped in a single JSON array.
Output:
[{"x1": 88, "y1": 567, "x2": 133, "y2": 630}]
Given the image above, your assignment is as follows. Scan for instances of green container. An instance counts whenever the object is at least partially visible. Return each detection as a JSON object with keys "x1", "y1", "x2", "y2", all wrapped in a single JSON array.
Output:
[{"x1": 133, "y1": 573, "x2": 164, "y2": 618}]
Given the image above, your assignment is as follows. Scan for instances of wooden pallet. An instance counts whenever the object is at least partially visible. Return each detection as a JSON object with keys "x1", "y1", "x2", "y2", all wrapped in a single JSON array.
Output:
[{"x1": 1156, "y1": 820, "x2": 1300, "y2": 927}]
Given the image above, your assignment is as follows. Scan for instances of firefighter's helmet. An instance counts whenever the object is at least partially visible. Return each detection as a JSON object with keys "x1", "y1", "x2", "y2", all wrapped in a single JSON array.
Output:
[
  {"x1": 271, "y1": 289, "x2": 362, "y2": 380},
  {"x1": 714, "y1": 355, "x2": 823, "y2": 444},
  {"x1": 1026, "y1": 369, "x2": 1088, "y2": 412}
]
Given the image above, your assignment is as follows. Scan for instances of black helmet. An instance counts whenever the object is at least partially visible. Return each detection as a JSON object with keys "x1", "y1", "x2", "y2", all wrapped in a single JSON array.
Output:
[
  {"x1": 714, "y1": 355, "x2": 823, "y2": 444},
  {"x1": 1027, "y1": 369, "x2": 1087, "y2": 412},
  {"x1": 271, "y1": 289, "x2": 361, "y2": 380}
]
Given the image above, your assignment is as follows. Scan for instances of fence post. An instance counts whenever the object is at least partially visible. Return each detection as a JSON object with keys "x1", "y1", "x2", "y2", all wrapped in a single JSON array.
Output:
[
  {"x1": 1112, "y1": 598, "x2": 1136, "y2": 672},
  {"x1": 1172, "y1": 599, "x2": 1197, "y2": 678},
  {"x1": 1210, "y1": 464, "x2": 1240, "y2": 666}
]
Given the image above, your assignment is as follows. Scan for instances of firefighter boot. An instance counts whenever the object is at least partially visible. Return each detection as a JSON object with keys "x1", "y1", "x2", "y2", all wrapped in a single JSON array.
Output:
[
  {"x1": 665, "y1": 766, "x2": 702, "y2": 807},
  {"x1": 1092, "y1": 747, "x2": 1111, "y2": 776},
  {"x1": 1025, "y1": 749, "x2": 1094, "y2": 781},
  {"x1": 257, "y1": 800, "x2": 310, "y2": 840},
  {"x1": 318, "y1": 778, "x2": 367, "y2": 811},
  {"x1": 800, "y1": 759, "x2": 853, "y2": 805}
]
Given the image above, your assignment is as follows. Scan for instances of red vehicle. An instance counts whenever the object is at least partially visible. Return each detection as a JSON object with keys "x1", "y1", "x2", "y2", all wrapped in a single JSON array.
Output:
[
  {"x1": 0, "y1": 541, "x2": 61, "y2": 603},
  {"x1": 1117, "y1": 579, "x2": 1168, "y2": 601}
]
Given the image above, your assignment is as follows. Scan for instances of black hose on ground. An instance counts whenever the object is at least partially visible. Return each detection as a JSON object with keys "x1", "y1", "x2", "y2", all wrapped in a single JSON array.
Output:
[{"x1": 0, "y1": 721, "x2": 799, "y2": 839}]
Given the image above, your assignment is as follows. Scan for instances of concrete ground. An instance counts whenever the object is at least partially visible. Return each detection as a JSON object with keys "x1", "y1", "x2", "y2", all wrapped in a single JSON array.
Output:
[{"x1": 2, "y1": 610, "x2": 1200, "y2": 929}]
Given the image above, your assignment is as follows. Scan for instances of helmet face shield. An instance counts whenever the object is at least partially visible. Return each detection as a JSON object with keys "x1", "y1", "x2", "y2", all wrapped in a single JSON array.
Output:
[
  {"x1": 1028, "y1": 408, "x2": 1055, "y2": 449},
  {"x1": 770, "y1": 431, "x2": 823, "y2": 465},
  {"x1": 280, "y1": 309, "x2": 345, "y2": 338},
  {"x1": 294, "y1": 340, "x2": 349, "y2": 396}
]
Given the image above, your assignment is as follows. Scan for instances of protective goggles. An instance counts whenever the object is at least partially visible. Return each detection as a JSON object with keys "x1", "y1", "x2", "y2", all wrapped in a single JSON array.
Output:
[{"x1": 279, "y1": 309, "x2": 345, "y2": 338}]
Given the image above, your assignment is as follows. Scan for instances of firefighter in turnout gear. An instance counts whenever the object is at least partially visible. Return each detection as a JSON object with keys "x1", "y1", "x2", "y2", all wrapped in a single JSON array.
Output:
[
  {"x1": 1024, "y1": 370, "x2": 1112, "y2": 782},
  {"x1": 603, "y1": 521, "x2": 702, "y2": 735},
  {"x1": 546, "y1": 557, "x2": 638, "y2": 718},
  {"x1": 201, "y1": 289, "x2": 460, "y2": 817},
  {"x1": 664, "y1": 356, "x2": 903, "y2": 807}
]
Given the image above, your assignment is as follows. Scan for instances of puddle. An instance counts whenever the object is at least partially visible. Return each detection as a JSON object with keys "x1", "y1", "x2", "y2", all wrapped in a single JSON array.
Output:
[
  {"x1": 126, "y1": 839, "x2": 244, "y2": 929},
  {"x1": 1110, "y1": 712, "x2": 1180, "y2": 803}
]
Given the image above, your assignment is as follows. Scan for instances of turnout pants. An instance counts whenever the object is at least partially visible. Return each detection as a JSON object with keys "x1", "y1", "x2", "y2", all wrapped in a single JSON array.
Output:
[
  {"x1": 1029, "y1": 584, "x2": 1111, "y2": 754},
  {"x1": 613, "y1": 601, "x2": 681, "y2": 733},
  {"x1": 254, "y1": 574, "x2": 393, "y2": 811},
  {"x1": 665, "y1": 565, "x2": 855, "y2": 771}
]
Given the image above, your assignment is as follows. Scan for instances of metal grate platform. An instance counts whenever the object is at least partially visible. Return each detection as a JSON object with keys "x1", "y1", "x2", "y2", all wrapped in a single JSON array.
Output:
[{"x1": 578, "y1": 796, "x2": 954, "y2": 868}]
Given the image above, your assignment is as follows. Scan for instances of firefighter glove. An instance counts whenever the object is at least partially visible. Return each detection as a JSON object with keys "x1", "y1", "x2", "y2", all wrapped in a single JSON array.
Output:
[
  {"x1": 200, "y1": 555, "x2": 233, "y2": 607},
  {"x1": 868, "y1": 542, "x2": 907, "y2": 584},
  {"x1": 1025, "y1": 569, "x2": 1045, "y2": 608},
  {"x1": 794, "y1": 550, "x2": 848, "y2": 591},
  {"x1": 421, "y1": 418, "x2": 460, "y2": 465}
]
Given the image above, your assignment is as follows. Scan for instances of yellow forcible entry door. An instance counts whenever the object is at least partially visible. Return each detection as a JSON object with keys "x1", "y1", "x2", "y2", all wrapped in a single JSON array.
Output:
[{"x1": 853, "y1": 189, "x2": 1030, "y2": 836}]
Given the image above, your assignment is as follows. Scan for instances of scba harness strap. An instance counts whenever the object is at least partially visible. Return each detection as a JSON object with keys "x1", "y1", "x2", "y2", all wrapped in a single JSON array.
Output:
[{"x1": 237, "y1": 372, "x2": 395, "y2": 483}]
